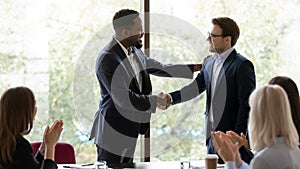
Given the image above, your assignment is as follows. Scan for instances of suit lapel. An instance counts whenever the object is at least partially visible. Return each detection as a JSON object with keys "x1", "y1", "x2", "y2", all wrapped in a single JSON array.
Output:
[
  {"x1": 214, "y1": 50, "x2": 236, "y2": 95},
  {"x1": 222, "y1": 50, "x2": 236, "y2": 73},
  {"x1": 210, "y1": 51, "x2": 236, "y2": 131},
  {"x1": 205, "y1": 58, "x2": 215, "y2": 96},
  {"x1": 111, "y1": 39, "x2": 141, "y2": 92},
  {"x1": 132, "y1": 47, "x2": 152, "y2": 94}
]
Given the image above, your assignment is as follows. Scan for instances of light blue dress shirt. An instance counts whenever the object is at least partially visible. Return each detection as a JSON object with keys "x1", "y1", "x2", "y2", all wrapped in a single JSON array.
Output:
[{"x1": 225, "y1": 137, "x2": 300, "y2": 169}]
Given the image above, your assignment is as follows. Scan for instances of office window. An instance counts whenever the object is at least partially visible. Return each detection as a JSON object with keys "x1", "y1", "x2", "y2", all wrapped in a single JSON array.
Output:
[
  {"x1": 149, "y1": 0, "x2": 300, "y2": 161},
  {"x1": 0, "y1": 0, "x2": 139, "y2": 163},
  {"x1": 1, "y1": 0, "x2": 300, "y2": 163}
]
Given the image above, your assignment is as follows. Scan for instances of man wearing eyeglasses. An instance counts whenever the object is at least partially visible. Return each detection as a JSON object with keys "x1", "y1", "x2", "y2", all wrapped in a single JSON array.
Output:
[{"x1": 162, "y1": 17, "x2": 256, "y2": 164}]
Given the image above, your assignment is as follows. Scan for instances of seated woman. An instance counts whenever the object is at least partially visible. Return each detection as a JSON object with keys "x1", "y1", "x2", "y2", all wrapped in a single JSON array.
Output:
[
  {"x1": 0, "y1": 87, "x2": 63, "y2": 169},
  {"x1": 269, "y1": 76, "x2": 300, "y2": 144},
  {"x1": 224, "y1": 76, "x2": 300, "y2": 160},
  {"x1": 212, "y1": 85, "x2": 300, "y2": 169}
]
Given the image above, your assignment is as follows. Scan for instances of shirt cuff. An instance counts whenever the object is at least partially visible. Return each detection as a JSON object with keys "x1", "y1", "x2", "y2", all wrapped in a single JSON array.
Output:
[
  {"x1": 225, "y1": 161, "x2": 236, "y2": 169},
  {"x1": 239, "y1": 161, "x2": 249, "y2": 169},
  {"x1": 35, "y1": 151, "x2": 44, "y2": 163}
]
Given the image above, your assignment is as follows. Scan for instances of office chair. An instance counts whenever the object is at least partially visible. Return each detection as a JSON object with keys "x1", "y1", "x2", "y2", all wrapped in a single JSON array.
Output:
[{"x1": 31, "y1": 141, "x2": 76, "y2": 164}]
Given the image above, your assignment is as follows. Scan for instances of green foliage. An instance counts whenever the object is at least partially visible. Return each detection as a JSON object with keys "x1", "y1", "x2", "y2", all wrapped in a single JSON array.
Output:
[
  {"x1": 1, "y1": 0, "x2": 300, "y2": 164},
  {"x1": 149, "y1": 33, "x2": 207, "y2": 161}
]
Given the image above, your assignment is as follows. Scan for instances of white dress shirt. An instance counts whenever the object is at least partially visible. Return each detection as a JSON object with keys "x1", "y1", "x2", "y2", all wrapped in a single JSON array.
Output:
[
  {"x1": 208, "y1": 47, "x2": 234, "y2": 126},
  {"x1": 114, "y1": 36, "x2": 142, "y2": 90}
]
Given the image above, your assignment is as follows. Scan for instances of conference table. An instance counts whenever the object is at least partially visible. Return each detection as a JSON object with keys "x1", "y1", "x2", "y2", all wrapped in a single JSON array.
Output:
[{"x1": 58, "y1": 160, "x2": 225, "y2": 169}]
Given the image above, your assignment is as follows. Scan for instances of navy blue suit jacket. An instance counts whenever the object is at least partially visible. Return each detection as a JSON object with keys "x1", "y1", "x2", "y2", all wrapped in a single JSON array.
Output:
[
  {"x1": 90, "y1": 38, "x2": 195, "y2": 153},
  {"x1": 170, "y1": 49, "x2": 256, "y2": 140}
]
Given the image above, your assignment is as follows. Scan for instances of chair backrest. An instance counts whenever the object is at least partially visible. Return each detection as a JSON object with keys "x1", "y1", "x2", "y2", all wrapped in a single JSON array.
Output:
[{"x1": 31, "y1": 141, "x2": 76, "y2": 164}]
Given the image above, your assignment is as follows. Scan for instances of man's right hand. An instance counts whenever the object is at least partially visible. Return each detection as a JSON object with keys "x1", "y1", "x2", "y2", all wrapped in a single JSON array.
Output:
[{"x1": 156, "y1": 92, "x2": 171, "y2": 110}]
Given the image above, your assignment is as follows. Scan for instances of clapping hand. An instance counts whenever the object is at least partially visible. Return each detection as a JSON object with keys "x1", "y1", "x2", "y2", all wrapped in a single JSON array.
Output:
[
  {"x1": 211, "y1": 131, "x2": 237, "y2": 162},
  {"x1": 226, "y1": 131, "x2": 250, "y2": 150},
  {"x1": 39, "y1": 120, "x2": 63, "y2": 160},
  {"x1": 44, "y1": 120, "x2": 64, "y2": 148},
  {"x1": 156, "y1": 92, "x2": 171, "y2": 110},
  {"x1": 211, "y1": 131, "x2": 243, "y2": 168}
]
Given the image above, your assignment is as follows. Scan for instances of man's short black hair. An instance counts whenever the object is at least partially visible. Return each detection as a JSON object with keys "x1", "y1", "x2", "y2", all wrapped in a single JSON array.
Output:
[{"x1": 113, "y1": 9, "x2": 139, "y2": 31}]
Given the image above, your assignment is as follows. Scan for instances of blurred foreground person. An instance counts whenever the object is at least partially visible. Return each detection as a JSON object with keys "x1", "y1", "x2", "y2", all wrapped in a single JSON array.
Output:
[
  {"x1": 212, "y1": 85, "x2": 300, "y2": 169},
  {"x1": 0, "y1": 87, "x2": 63, "y2": 169},
  {"x1": 224, "y1": 75, "x2": 300, "y2": 163}
]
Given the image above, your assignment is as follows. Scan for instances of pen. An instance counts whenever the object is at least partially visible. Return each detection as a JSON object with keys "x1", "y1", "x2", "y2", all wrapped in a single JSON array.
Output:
[
  {"x1": 81, "y1": 163, "x2": 94, "y2": 166},
  {"x1": 63, "y1": 164, "x2": 95, "y2": 168}
]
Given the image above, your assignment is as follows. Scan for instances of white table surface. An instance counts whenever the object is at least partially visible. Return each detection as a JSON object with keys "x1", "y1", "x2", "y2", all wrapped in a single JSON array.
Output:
[{"x1": 58, "y1": 160, "x2": 225, "y2": 169}]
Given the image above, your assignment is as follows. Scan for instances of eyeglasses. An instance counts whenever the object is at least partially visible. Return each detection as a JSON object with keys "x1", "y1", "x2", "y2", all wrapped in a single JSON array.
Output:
[{"x1": 208, "y1": 32, "x2": 223, "y2": 39}]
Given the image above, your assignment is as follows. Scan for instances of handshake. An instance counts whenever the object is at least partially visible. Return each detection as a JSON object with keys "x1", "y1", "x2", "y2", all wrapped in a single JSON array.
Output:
[{"x1": 156, "y1": 92, "x2": 172, "y2": 110}]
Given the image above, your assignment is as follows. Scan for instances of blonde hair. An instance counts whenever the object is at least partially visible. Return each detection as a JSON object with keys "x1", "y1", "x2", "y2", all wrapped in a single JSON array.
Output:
[
  {"x1": 248, "y1": 85, "x2": 299, "y2": 151},
  {"x1": 0, "y1": 87, "x2": 36, "y2": 168}
]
